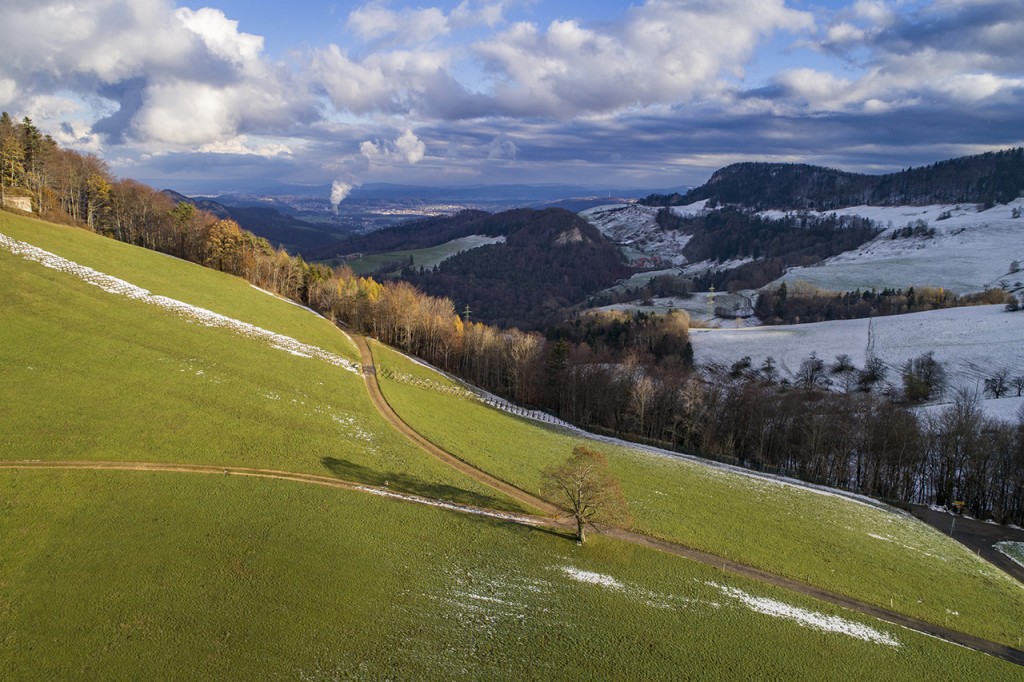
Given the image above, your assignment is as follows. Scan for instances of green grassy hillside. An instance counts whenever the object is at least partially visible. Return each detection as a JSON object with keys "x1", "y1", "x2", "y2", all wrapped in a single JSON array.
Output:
[
  {"x1": 1, "y1": 469, "x2": 1016, "y2": 680},
  {"x1": 1, "y1": 214, "x2": 1021, "y2": 678},
  {"x1": 373, "y1": 342, "x2": 1024, "y2": 648},
  {"x1": 0, "y1": 215, "x2": 506, "y2": 510}
]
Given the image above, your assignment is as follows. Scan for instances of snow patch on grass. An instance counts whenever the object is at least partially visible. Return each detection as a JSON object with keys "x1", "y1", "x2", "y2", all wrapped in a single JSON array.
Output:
[
  {"x1": 0, "y1": 232, "x2": 359, "y2": 374},
  {"x1": 560, "y1": 567, "x2": 625, "y2": 590},
  {"x1": 709, "y1": 582, "x2": 901, "y2": 647}
]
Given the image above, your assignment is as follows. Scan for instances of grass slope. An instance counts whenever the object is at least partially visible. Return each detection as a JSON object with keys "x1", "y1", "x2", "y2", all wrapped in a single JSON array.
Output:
[
  {"x1": 1, "y1": 469, "x2": 1016, "y2": 680},
  {"x1": 373, "y1": 342, "x2": 1024, "y2": 648},
  {"x1": 0, "y1": 228, "x2": 509, "y2": 511},
  {"x1": 1, "y1": 214, "x2": 1021, "y2": 677},
  {"x1": 0, "y1": 212, "x2": 356, "y2": 363}
]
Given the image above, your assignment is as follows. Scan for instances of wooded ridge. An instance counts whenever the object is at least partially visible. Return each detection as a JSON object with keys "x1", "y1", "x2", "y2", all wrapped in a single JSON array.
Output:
[{"x1": 642, "y1": 147, "x2": 1024, "y2": 210}]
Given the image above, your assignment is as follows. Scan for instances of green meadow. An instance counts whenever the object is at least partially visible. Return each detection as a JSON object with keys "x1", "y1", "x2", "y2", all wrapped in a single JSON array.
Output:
[
  {"x1": 331, "y1": 235, "x2": 503, "y2": 275},
  {"x1": 1, "y1": 469, "x2": 1016, "y2": 680},
  {"x1": 373, "y1": 342, "x2": 1024, "y2": 648},
  {"x1": 1, "y1": 215, "x2": 1021, "y2": 678},
  {"x1": 0, "y1": 222, "x2": 508, "y2": 511}
]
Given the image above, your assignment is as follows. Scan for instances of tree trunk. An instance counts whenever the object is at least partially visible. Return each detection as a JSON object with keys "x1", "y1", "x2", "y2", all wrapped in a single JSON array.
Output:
[{"x1": 576, "y1": 515, "x2": 586, "y2": 545}]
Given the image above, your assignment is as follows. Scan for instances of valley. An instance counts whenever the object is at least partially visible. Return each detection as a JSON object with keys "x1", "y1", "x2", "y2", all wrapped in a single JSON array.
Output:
[{"x1": 3, "y1": 212, "x2": 1024, "y2": 678}]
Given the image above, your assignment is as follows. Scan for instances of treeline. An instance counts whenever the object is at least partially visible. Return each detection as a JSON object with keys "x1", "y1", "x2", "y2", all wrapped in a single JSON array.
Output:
[
  {"x1": 755, "y1": 281, "x2": 1015, "y2": 325},
  {"x1": 642, "y1": 147, "x2": 1024, "y2": 210},
  {"x1": 7, "y1": 113, "x2": 1022, "y2": 524},
  {"x1": 0, "y1": 113, "x2": 331, "y2": 304}
]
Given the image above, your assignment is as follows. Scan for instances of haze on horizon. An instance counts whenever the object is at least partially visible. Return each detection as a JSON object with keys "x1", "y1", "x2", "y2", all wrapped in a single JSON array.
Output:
[{"x1": 2, "y1": 0, "x2": 1022, "y2": 196}]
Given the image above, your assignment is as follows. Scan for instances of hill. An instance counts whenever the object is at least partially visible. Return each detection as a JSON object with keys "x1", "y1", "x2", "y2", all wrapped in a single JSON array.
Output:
[
  {"x1": 3, "y1": 211, "x2": 1024, "y2": 677},
  {"x1": 643, "y1": 147, "x2": 1024, "y2": 211},
  {"x1": 401, "y1": 208, "x2": 630, "y2": 329}
]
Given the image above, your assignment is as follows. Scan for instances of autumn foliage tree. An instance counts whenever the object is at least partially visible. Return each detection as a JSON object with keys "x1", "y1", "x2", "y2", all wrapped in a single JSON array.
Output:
[{"x1": 541, "y1": 446, "x2": 631, "y2": 544}]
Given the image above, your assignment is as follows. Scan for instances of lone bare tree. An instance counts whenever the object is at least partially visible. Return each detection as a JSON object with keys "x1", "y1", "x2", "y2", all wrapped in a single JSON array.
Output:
[{"x1": 542, "y1": 446, "x2": 631, "y2": 544}]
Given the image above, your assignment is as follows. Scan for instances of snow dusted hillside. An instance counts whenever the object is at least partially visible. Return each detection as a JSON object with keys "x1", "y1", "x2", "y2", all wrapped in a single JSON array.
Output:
[
  {"x1": 771, "y1": 200, "x2": 1024, "y2": 294},
  {"x1": 580, "y1": 202, "x2": 699, "y2": 266},
  {"x1": 691, "y1": 304, "x2": 1024, "y2": 419}
]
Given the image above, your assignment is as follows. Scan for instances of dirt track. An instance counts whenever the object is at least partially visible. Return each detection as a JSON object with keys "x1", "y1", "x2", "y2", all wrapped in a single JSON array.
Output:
[{"x1": 353, "y1": 335, "x2": 564, "y2": 519}]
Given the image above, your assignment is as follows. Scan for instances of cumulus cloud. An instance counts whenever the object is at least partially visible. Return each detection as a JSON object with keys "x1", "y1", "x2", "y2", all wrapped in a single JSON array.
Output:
[
  {"x1": 346, "y1": 0, "x2": 512, "y2": 45},
  {"x1": 789, "y1": 0, "x2": 1024, "y2": 113},
  {"x1": 474, "y1": 0, "x2": 814, "y2": 116},
  {"x1": 487, "y1": 135, "x2": 518, "y2": 160},
  {"x1": 347, "y1": 2, "x2": 450, "y2": 44},
  {"x1": 176, "y1": 7, "x2": 263, "y2": 64},
  {"x1": 197, "y1": 136, "x2": 292, "y2": 157},
  {"x1": 0, "y1": 0, "x2": 314, "y2": 151},
  {"x1": 361, "y1": 128, "x2": 427, "y2": 164}
]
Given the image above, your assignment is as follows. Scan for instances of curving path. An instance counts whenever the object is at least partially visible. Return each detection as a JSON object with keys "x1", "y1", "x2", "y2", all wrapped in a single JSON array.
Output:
[
  {"x1": 3, "y1": 231, "x2": 1019, "y2": 666},
  {"x1": 353, "y1": 334, "x2": 564, "y2": 519}
]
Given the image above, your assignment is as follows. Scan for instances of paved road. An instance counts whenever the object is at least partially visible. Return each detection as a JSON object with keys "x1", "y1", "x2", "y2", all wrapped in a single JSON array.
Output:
[{"x1": 911, "y1": 505, "x2": 1024, "y2": 584}]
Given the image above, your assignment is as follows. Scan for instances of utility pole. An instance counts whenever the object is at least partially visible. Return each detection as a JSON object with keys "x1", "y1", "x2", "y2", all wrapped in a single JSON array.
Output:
[{"x1": 462, "y1": 304, "x2": 472, "y2": 323}]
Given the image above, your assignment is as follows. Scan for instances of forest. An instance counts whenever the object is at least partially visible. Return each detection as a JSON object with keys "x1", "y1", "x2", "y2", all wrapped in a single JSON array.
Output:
[
  {"x1": 403, "y1": 209, "x2": 630, "y2": 329},
  {"x1": 3, "y1": 112, "x2": 1023, "y2": 525}
]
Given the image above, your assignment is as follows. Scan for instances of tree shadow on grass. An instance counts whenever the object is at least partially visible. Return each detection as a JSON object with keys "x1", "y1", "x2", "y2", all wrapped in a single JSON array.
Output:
[{"x1": 321, "y1": 456, "x2": 525, "y2": 514}]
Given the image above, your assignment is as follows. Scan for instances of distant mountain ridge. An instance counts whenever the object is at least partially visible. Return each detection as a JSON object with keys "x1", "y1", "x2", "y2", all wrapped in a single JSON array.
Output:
[
  {"x1": 642, "y1": 147, "x2": 1024, "y2": 211},
  {"x1": 161, "y1": 190, "x2": 347, "y2": 254}
]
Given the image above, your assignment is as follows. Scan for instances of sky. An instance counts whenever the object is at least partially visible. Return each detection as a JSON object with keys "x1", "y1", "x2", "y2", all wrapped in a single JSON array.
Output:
[{"x1": 2, "y1": 0, "x2": 1023, "y2": 197}]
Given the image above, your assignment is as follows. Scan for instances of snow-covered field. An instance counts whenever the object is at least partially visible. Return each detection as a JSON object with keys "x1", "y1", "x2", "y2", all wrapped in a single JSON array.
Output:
[
  {"x1": 995, "y1": 541, "x2": 1024, "y2": 568},
  {"x1": 559, "y1": 566, "x2": 900, "y2": 647},
  {"x1": 691, "y1": 304, "x2": 1024, "y2": 418},
  {"x1": 771, "y1": 200, "x2": 1024, "y2": 294}
]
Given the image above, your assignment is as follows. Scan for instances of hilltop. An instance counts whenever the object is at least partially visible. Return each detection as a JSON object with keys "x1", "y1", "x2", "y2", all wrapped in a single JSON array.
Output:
[{"x1": 642, "y1": 147, "x2": 1024, "y2": 211}]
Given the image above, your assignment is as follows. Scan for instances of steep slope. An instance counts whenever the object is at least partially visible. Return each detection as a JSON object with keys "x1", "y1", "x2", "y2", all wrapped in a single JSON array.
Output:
[
  {"x1": 772, "y1": 200, "x2": 1024, "y2": 294},
  {"x1": 372, "y1": 342, "x2": 1024, "y2": 650}
]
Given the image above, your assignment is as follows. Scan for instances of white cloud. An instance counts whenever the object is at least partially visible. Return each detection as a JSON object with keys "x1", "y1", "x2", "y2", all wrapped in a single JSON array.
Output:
[
  {"x1": 313, "y1": 44, "x2": 466, "y2": 116},
  {"x1": 475, "y1": 0, "x2": 815, "y2": 116},
  {"x1": 348, "y1": 2, "x2": 449, "y2": 44},
  {"x1": 197, "y1": 136, "x2": 292, "y2": 157},
  {"x1": 1, "y1": 0, "x2": 313, "y2": 151},
  {"x1": 488, "y1": 135, "x2": 518, "y2": 159},
  {"x1": 176, "y1": 7, "x2": 263, "y2": 64},
  {"x1": 361, "y1": 128, "x2": 427, "y2": 164},
  {"x1": 347, "y1": 0, "x2": 513, "y2": 44},
  {"x1": 0, "y1": 79, "x2": 18, "y2": 108},
  {"x1": 395, "y1": 128, "x2": 426, "y2": 163}
]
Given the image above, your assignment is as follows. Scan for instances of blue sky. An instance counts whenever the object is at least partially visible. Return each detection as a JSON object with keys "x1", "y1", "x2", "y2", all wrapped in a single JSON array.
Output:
[{"x1": 2, "y1": 1, "x2": 1022, "y2": 196}]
